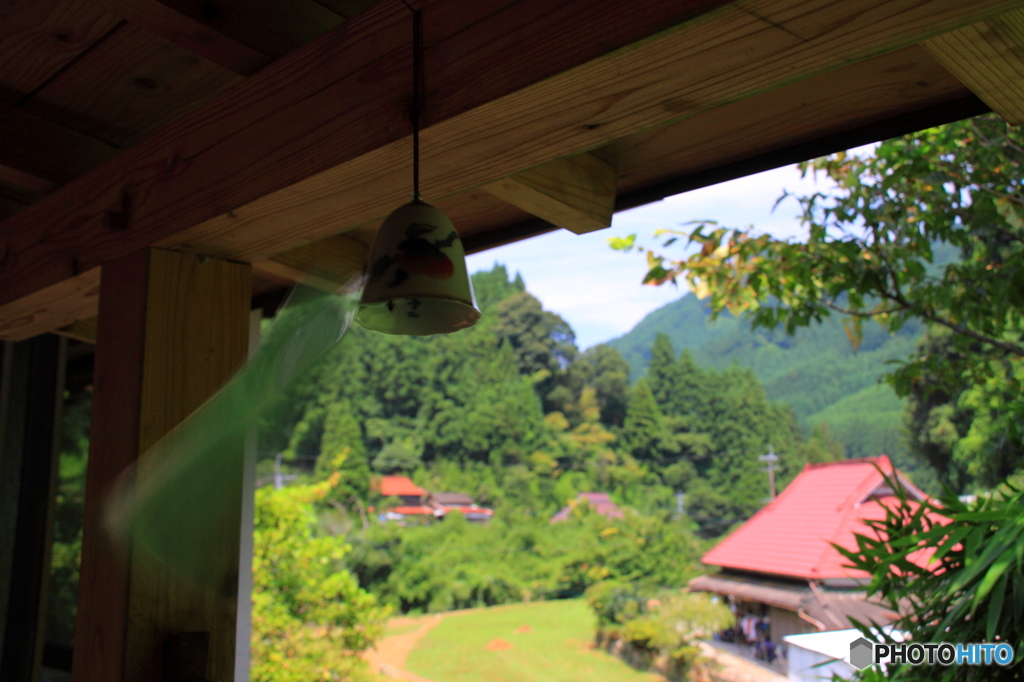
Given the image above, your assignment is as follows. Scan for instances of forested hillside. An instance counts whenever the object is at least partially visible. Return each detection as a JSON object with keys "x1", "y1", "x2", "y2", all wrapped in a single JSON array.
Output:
[
  {"x1": 258, "y1": 266, "x2": 842, "y2": 539},
  {"x1": 608, "y1": 292, "x2": 924, "y2": 472}
]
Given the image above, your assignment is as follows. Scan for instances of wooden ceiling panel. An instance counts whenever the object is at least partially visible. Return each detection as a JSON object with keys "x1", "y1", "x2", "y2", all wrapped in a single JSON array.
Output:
[
  {"x1": 597, "y1": 45, "x2": 970, "y2": 194},
  {"x1": 22, "y1": 22, "x2": 242, "y2": 148},
  {"x1": 313, "y1": 0, "x2": 380, "y2": 20},
  {"x1": 0, "y1": 103, "x2": 118, "y2": 189},
  {"x1": 92, "y1": 0, "x2": 353, "y2": 76},
  {"x1": 0, "y1": 0, "x2": 122, "y2": 105},
  {"x1": 183, "y1": 0, "x2": 345, "y2": 57},
  {"x1": 432, "y1": 188, "x2": 531, "y2": 235}
]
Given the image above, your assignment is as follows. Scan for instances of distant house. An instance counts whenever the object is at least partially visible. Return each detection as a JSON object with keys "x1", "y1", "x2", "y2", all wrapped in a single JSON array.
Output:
[
  {"x1": 551, "y1": 492, "x2": 625, "y2": 523},
  {"x1": 690, "y1": 456, "x2": 933, "y2": 648},
  {"x1": 429, "y1": 492, "x2": 494, "y2": 524},
  {"x1": 374, "y1": 475, "x2": 437, "y2": 519},
  {"x1": 373, "y1": 478, "x2": 493, "y2": 523}
]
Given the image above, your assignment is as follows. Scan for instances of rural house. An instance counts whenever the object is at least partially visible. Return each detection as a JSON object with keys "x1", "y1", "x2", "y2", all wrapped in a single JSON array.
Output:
[
  {"x1": 690, "y1": 457, "x2": 931, "y2": 652},
  {"x1": 428, "y1": 492, "x2": 495, "y2": 524}
]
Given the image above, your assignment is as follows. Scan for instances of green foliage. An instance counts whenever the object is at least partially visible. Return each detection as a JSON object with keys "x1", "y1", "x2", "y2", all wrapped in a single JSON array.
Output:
[
  {"x1": 344, "y1": 507, "x2": 705, "y2": 614},
  {"x1": 633, "y1": 335, "x2": 812, "y2": 535},
  {"x1": 838, "y1": 473, "x2": 1024, "y2": 681},
  {"x1": 616, "y1": 114, "x2": 1024, "y2": 491},
  {"x1": 251, "y1": 473, "x2": 388, "y2": 682},
  {"x1": 567, "y1": 344, "x2": 631, "y2": 427},
  {"x1": 492, "y1": 290, "x2": 578, "y2": 412},
  {"x1": 904, "y1": 327, "x2": 1023, "y2": 492},
  {"x1": 619, "y1": 379, "x2": 665, "y2": 463},
  {"x1": 608, "y1": 294, "x2": 923, "y2": 471},
  {"x1": 587, "y1": 583, "x2": 732, "y2": 679},
  {"x1": 46, "y1": 390, "x2": 92, "y2": 646}
]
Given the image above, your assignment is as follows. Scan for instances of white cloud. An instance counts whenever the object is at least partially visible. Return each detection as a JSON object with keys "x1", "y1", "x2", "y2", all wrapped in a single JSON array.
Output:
[{"x1": 466, "y1": 163, "x2": 839, "y2": 349}]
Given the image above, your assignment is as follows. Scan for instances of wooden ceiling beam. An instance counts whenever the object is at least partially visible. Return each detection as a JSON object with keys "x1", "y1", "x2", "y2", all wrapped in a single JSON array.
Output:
[
  {"x1": 54, "y1": 317, "x2": 98, "y2": 344},
  {"x1": 482, "y1": 153, "x2": 617, "y2": 235},
  {"x1": 91, "y1": 0, "x2": 348, "y2": 77},
  {"x1": 1, "y1": 0, "x2": 1022, "y2": 340},
  {"x1": 0, "y1": 103, "x2": 118, "y2": 191},
  {"x1": 922, "y1": 9, "x2": 1024, "y2": 124}
]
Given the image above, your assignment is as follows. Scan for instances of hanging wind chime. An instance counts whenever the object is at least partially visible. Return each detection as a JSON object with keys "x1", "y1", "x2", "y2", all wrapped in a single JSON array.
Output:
[{"x1": 356, "y1": 3, "x2": 481, "y2": 335}]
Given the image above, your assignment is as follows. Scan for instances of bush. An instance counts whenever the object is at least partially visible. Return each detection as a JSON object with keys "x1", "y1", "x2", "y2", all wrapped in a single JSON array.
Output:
[
  {"x1": 587, "y1": 583, "x2": 733, "y2": 680},
  {"x1": 251, "y1": 473, "x2": 389, "y2": 682}
]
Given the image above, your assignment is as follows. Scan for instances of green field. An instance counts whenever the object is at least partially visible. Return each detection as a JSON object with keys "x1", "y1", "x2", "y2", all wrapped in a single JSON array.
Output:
[{"x1": 404, "y1": 600, "x2": 660, "y2": 682}]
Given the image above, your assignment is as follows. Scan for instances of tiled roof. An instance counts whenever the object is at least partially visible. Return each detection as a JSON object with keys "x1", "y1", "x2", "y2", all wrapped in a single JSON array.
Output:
[
  {"x1": 431, "y1": 492, "x2": 475, "y2": 506},
  {"x1": 701, "y1": 456, "x2": 931, "y2": 581},
  {"x1": 377, "y1": 475, "x2": 426, "y2": 497}
]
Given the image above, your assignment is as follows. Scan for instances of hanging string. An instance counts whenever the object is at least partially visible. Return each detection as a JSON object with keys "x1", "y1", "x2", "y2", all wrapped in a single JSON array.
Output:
[{"x1": 400, "y1": 0, "x2": 422, "y2": 201}]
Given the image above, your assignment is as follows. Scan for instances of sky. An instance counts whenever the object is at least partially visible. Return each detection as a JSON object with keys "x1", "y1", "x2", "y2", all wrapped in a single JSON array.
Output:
[{"x1": 466, "y1": 163, "x2": 836, "y2": 350}]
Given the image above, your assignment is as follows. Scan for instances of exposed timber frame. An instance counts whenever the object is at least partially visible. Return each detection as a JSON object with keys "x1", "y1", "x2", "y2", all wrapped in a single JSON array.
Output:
[{"x1": 2, "y1": 0, "x2": 1023, "y2": 340}]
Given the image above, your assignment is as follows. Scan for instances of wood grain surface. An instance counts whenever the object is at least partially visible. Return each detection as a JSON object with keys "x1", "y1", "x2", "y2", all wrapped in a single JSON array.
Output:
[{"x1": 0, "y1": 0, "x2": 1019, "y2": 339}]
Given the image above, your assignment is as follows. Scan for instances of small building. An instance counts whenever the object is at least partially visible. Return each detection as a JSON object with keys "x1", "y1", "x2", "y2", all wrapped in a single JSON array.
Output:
[
  {"x1": 690, "y1": 456, "x2": 931, "y2": 651},
  {"x1": 551, "y1": 492, "x2": 625, "y2": 523},
  {"x1": 783, "y1": 628, "x2": 907, "y2": 681},
  {"x1": 377, "y1": 475, "x2": 428, "y2": 506},
  {"x1": 373, "y1": 476, "x2": 437, "y2": 521},
  {"x1": 429, "y1": 492, "x2": 495, "y2": 524}
]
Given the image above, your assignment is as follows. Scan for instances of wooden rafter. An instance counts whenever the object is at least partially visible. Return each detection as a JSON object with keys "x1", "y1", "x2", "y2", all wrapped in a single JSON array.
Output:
[
  {"x1": 483, "y1": 153, "x2": 618, "y2": 234},
  {"x1": 923, "y1": 9, "x2": 1024, "y2": 125},
  {"x1": 1, "y1": 0, "x2": 1022, "y2": 340}
]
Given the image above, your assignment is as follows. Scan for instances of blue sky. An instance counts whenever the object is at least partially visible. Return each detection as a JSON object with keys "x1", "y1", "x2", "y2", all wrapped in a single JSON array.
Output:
[{"x1": 466, "y1": 163, "x2": 836, "y2": 349}]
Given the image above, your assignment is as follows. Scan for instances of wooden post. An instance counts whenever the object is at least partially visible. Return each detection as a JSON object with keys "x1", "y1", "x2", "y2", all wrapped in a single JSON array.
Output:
[
  {"x1": 0, "y1": 334, "x2": 67, "y2": 682},
  {"x1": 73, "y1": 248, "x2": 250, "y2": 682}
]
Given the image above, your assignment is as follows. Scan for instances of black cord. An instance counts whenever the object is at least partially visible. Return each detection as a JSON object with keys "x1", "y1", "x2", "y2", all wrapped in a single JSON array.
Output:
[
  {"x1": 398, "y1": 0, "x2": 423, "y2": 201},
  {"x1": 412, "y1": 9, "x2": 421, "y2": 201}
]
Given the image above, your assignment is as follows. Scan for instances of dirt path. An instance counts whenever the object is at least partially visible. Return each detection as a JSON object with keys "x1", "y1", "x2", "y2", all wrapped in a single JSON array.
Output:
[{"x1": 363, "y1": 616, "x2": 444, "y2": 682}]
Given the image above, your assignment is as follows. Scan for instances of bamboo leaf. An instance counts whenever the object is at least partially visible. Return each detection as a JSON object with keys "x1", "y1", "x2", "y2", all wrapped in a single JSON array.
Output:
[{"x1": 986, "y1": 571, "x2": 1009, "y2": 642}]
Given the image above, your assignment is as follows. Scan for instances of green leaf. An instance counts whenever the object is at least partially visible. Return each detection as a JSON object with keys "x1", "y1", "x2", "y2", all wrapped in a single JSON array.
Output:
[
  {"x1": 608, "y1": 234, "x2": 636, "y2": 251},
  {"x1": 986, "y1": 570, "x2": 1008, "y2": 642},
  {"x1": 1013, "y1": 569, "x2": 1024, "y2": 630}
]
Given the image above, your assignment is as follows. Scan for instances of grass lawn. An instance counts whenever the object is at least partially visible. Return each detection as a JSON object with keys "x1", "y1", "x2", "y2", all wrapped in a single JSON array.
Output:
[{"x1": 404, "y1": 599, "x2": 661, "y2": 682}]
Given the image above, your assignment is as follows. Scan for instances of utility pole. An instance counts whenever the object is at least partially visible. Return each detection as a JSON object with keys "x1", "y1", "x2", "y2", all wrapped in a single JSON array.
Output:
[
  {"x1": 759, "y1": 445, "x2": 779, "y2": 500},
  {"x1": 274, "y1": 453, "x2": 298, "y2": 490}
]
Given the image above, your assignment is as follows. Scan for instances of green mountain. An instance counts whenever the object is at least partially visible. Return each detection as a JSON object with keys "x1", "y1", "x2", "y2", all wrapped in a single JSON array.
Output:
[{"x1": 607, "y1": 293, "x2": 926, "y2": 468}]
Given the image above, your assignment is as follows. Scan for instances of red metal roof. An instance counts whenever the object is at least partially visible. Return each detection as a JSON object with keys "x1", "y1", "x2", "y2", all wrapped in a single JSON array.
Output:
[
  {"x1": 701, "y1": 456, "x2": 932, "y2": 581},
  {"x1": 376, "y1": 475, "x2": 426, "y2": 497}
]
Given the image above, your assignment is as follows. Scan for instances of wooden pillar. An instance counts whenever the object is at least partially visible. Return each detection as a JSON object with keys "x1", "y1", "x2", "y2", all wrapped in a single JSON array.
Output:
[
  {"x1": 0, "y1": 334, "x2": 67, "y2": 682},
  {"x1": 73, "y1": 249, "x2": 250, "y2": 682}
]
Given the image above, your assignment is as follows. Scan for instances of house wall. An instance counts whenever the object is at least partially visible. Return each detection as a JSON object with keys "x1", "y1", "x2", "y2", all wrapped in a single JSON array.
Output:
[{"x1": 771, "y1": 606, "x2": 814, "y2": 643}]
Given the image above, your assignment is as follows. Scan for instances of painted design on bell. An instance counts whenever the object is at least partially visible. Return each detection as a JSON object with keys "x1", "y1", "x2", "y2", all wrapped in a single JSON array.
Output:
[{"x1": 370, "y1": 223, "x2": 457, "y2": 287}]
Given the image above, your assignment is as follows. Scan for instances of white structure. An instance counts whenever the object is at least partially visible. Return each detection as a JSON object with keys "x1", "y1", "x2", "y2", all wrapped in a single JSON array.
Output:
[
  {"x1": 784, "y1": 628, "x2": 907, "y2": 681},
  {"x1": 784, "y1": 629, "x2": 859, "y2": 681}
]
